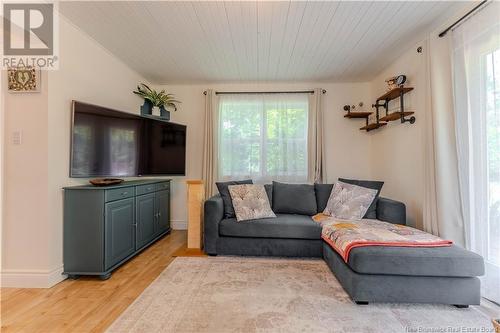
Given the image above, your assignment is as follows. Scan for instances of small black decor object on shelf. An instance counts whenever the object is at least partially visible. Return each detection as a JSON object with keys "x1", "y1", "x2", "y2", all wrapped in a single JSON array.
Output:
[
  {"x1": 395, "y1": 74, "x2": 407, "y2": 87},
  {"x1": 133, "y1": 83, "x2": 181, "y2": 121}
]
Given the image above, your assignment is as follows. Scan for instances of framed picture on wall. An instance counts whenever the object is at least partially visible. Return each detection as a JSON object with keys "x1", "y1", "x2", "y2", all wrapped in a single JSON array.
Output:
[{"x1": 7, "y1": 67, "x2": 41, "y2": 93}]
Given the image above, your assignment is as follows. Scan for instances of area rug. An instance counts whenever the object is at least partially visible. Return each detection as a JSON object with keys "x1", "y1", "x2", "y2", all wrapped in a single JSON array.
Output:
[{"x1": 107, "y1": 257, "x2": 492, "y2": 333}]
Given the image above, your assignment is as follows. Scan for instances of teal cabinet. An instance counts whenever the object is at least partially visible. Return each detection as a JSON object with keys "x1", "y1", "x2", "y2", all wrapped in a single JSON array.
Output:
[
  {"x1": 155, "y1": 190, "x2": 170, "y2": 235},
  {"x1": 63, "y1": 179, "x2": 171, "y2": 280},
  {"x1": 136, "y1": 193, "x2": 156, "y2": 250},
  {"x1": 105, "y1": 198, "x2": 136, "y2": 270}
]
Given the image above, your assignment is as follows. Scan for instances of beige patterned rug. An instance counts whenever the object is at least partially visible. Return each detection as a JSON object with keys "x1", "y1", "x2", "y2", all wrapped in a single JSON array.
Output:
[{"x1": 107, "y1": 257, "x2": 491, "y2": 333}]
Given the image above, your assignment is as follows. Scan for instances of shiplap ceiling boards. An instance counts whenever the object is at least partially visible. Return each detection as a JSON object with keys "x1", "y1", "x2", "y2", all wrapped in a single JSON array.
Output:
[{"x1": 59, "y1": 1, "x2": 467, "y2": 83}]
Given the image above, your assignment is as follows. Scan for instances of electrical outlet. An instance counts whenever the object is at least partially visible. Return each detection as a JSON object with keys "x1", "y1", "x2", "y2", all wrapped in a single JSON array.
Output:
[{"x1": 12, "y1": 130, "x2": 22, "y2": 145}]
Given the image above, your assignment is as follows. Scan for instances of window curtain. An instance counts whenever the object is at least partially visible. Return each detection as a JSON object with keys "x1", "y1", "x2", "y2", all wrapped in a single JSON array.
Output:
[
  {"x1": 202, "y1": 89, "x2": 219, "y2": 198},
  {"x1": 308, "y1": 88, "x2": 326, "y2": 183},
  {"x1": 218, "y1": 93, "x2": 309, "y2": 184},
  {"x1": 422, "y1": 35, "x2": 466, "y2": 245},
  {"x1": 451, "y1": 2, "x2": 500, "y2": 303}
]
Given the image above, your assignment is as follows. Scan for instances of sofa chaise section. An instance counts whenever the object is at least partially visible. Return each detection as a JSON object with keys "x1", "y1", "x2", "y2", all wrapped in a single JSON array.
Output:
[
  {"x1": 323, "y1": 243, "x2": 482, "y2": 306},
  {"x1": 345, "y1": 244, "x2": 484, "y2": 277},
  {"x1": 320, "y1": 201, "x2": 484, "y2": 306}
]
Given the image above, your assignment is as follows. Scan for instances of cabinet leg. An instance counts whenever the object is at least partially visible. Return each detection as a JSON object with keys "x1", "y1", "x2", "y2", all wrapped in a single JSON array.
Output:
[
  {"x1": 453, "y1": 304, "x2": 469, "y2": 308},
  {"x1": 99, "y1": 273, "x2": 112, "y2": 280},
  {"x1": 67, "y1": 274, "x2": 79, "y2": 280},
  {"x1": 355, "y1": 301, "x2": 369, "y2": 305}
]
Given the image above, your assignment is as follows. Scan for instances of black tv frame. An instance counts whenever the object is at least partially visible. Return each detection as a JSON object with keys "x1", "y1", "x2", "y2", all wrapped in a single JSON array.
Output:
[{"x1": 69, "y1": 100, "x2": 187, "y2": 178}]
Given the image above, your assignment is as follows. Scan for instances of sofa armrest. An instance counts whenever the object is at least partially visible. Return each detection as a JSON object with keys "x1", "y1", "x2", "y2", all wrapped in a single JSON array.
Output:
[
  {"x1": 376, "y1": 197, "x2": 406, "y2": 225},
  {"x1": 204, "y1": 194, "x2": 224, "y2": 255}
]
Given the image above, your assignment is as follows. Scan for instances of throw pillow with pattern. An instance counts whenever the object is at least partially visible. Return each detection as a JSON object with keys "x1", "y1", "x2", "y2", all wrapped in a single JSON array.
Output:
[
  {"x1": 323, "y1": 181, "x2": 377, "y2": 220},
  {"x1": 228, "y1": 184, "x2": 276, "y2": 222}
]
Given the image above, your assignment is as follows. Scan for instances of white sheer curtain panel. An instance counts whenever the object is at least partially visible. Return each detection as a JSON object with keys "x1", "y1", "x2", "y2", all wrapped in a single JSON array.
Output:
[
  {"x1": 423, "y1": 35, "x2": 466, "y2": 245},
  {"x1": 218, "y1": 93, "x2": 309, "y2": 184},
  {"x1": 452, "y1": 2, "x2": 500, "y2": 303}
]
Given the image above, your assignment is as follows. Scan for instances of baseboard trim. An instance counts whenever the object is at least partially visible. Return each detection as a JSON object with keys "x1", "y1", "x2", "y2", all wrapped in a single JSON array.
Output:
[
  {"x1": 1, "y1": 265, "x2": 66, "y2": 288},
  {"x1": 171, "y1": 220, "x2": 187, "y2": 230}
]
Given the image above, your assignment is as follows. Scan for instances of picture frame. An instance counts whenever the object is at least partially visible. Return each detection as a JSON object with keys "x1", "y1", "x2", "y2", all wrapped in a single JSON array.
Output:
[{"x1": 7, "y1": 67, "x2": 41, "y2": 93}]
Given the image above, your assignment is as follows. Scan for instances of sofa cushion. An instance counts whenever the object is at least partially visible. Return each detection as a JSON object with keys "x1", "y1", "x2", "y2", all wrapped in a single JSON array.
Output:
[
  {"x1": 219, "y1": 214, "x2": 322, "y2": 240},
  {"x1": 338, "y1": 178, "x2": 384, "y2": 219},
  {"x1": 323, "y1": 181, "x2": 378, "y2": 220},
  {"x1": 272, "y1": 181, "x2": 317, "y2": 215},
  {"x1": 228, "y1": 184, "x2": 276, "y2": 222},
  {"x1": 264, "y1": 184, "x2": 273, "y2": 207},
  {"x1": 216, "y1": 179, "x2": 253, "y2": 218},
  {"x1": 346, "y1": 244, "x2": 484, "y2": 277},
  {"x1": 315, "y1": 184, "x2": 333, "y2": 212}
]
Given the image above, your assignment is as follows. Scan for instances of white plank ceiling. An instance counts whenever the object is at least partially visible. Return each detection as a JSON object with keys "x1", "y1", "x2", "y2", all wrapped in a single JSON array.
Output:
[{"x1": 59, "y1": 1, "x2": 467, "y2": 84}]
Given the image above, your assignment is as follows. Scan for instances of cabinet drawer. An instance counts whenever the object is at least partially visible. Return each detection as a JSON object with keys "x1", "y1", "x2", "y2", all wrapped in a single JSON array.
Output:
[
  {"x1": 136, "y1": 184, "x2": 156, "y2": 195},
  {"x1": 105, "y1": 187, "x2": 135, "y2": 202},
  {"x1": 155, "y1": 182, "x2": 170, "y2": 192}
]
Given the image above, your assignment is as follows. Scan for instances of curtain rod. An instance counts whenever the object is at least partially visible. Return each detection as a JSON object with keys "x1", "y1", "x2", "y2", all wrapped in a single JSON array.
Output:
[
  {"x1": 439, "y1": 0, "x2": 488, "y2": 38},
  {"x1": 203, "y1": 90, "x2": 326, "y2": 95}
]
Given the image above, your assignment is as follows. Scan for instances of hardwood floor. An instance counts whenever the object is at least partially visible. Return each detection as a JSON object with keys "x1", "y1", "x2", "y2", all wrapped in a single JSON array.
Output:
[
  {"x1": 1, "y1": 230, "x2": 187, "y2": 333},
  {"x1": 3, "y1": 231, "x2": 497, "y2": 332}
]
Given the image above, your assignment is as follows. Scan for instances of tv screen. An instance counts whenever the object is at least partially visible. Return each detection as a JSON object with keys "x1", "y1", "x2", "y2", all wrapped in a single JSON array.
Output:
[{"x1": 70, "y1": 101, "x2": 186, "y2": 177}]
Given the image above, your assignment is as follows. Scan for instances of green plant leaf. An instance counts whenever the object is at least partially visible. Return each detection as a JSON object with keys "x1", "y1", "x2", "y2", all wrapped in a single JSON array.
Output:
[{"x1": 133, "y1": 83, "x2": 181, "y2": 110}]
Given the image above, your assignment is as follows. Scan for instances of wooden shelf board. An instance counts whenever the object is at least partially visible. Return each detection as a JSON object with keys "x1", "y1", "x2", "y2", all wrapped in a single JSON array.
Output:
[
  {"x1": 379, "y1": 111, "x2": 415, "y2": 122},
  {"x1": 360, "y1": 122, "x2": 387, "y2": 131},
  {"x1": 344, "y1": 112, "x2": 372, "y2": 119},
  {"x1": 377, "y1": 87, "x2": 414, "y2": 102}
]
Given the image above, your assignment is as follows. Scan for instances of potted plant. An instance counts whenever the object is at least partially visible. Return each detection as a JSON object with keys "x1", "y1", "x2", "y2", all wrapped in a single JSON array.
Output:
[{"x1": 133, "y1": 83, "x2": 181, "y2": 120}]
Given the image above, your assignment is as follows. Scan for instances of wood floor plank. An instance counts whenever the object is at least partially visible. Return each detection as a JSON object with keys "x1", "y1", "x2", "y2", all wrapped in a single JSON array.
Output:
[
  {"x1": 3, "y1": 230, "x2": 498, "y2": 332},
  {"x1": 1, "y1": 230, "x2": 187, "y2": 333}
]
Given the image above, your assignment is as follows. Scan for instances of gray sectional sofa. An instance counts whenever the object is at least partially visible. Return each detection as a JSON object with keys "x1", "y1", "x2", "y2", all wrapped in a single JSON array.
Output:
[{"x1": 204, "y1": 182, "x2": 484, "y2": 307}]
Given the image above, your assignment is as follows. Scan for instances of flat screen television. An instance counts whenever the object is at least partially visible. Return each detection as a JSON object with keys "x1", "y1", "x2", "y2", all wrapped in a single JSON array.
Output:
[{"x1": 70, "y1": 101, "x2": 186, "y2": 177}]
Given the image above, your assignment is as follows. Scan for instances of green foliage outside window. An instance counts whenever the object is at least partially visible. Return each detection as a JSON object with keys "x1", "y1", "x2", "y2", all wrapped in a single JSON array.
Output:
[{"x1": 219, "y1": 97, "x2": 308, "y2": 179}]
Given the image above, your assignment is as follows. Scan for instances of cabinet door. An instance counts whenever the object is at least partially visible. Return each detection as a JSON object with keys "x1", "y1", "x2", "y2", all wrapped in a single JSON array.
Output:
[
  {"x1": 136, "y1": 193, "x2": 156, "y2": 250},
  {"x1": 155, "y1": 190, "x2": 170, "y2": 235},
  {"x1": 105, "y1": 198, "x2": 135, "y2": 270}
]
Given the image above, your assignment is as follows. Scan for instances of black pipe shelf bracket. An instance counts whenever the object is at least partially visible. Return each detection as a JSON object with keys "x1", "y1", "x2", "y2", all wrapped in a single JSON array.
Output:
[
  {"x1": 376, "y1": 87, "x2": 416, "y2": 125},
  {"x1": 343, "y1": 86, "x2": 415, "y2": 132}
]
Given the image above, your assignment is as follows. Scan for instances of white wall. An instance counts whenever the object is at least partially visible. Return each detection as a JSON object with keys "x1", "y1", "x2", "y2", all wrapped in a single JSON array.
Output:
[
  {"x1": 368, "y1": 43, "x2": 427, "y2": 228},
  {"x1": 1, "y1": 15, "x2": 149, "y2": 287},
  {"x1": 2, "y1": 71, "x2": 52, "y2": 287},
  {"x1": 155, "y1": 82, "x2": 373, "y2": 226}
]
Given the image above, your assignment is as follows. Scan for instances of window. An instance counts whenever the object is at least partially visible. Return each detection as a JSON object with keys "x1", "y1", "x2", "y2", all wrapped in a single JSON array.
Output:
[
  {"x1": 483, "y1": 47, "x2": 500, "y2": 303},
  {"x1": 218, "y1": 93, "x2": 309, "y2": 183},
  {"x1": 486, "y1": 48, "x2": 500, "y2": 268},
  {"x1": 452, "y1": 3, "x2": 500, "y2": 303}
]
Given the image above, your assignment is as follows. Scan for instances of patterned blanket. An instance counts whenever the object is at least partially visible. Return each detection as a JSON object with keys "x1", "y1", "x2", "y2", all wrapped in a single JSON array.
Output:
[{"x1": 312, "y1": 213, "x2": 452, "y2": 262}]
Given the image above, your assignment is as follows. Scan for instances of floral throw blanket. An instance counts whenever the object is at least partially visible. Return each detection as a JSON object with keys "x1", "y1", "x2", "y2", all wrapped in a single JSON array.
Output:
[{"x1": 312, "y1": 214, "x2": 452, "y2": 262}]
